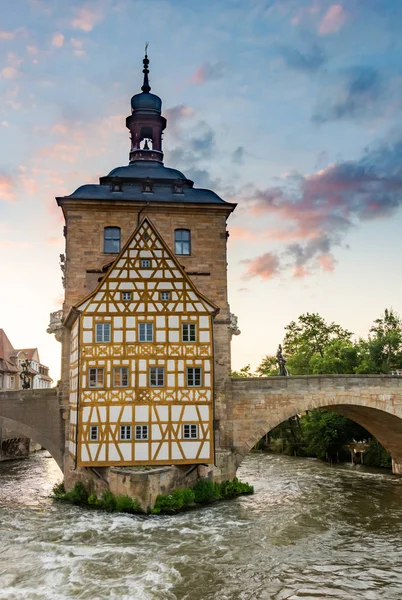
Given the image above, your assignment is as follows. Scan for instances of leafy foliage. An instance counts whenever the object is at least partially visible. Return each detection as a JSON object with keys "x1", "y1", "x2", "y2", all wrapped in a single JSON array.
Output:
[
  {"x1": 232, "y1": 364, "x2": 255, "y2": 378},
  {"x1": 152, "y1": 478, "x2": 254, "y2": 514},
  {"x1": 52, "y1": 481, "x2": 66, "y2": 499}
]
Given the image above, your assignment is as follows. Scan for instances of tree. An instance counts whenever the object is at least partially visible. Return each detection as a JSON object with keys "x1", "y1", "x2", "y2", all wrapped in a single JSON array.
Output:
[
  {"x1": 256, "y1": 355, "x2": 279, "y2": 376},
  {"x1": 283, "y1": 313, "x2": 353, "y2": 375},
  {"x1": 232, "y1": 364, "x2": 255, "y2": 378},
  {"x1": 368, "y1": 308, "x2": 402, "y2": 373},
  {"x1": 302, "y1": 410, "x2": 368, "y2": 461}
]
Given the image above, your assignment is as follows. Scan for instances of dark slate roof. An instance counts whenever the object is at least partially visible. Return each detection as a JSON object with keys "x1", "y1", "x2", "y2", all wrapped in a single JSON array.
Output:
[
  {"x1": 58, "y1": 160, "x2": 235, "y2": 208},
  {"x1": 106, "y1": 161, "x2": 187, "y2": 181}
]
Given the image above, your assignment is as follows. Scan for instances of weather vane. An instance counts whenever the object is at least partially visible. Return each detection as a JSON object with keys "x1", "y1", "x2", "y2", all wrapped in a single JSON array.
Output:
[{"x1": 145, "y1": 41, "x2": 149, "y2": 55}]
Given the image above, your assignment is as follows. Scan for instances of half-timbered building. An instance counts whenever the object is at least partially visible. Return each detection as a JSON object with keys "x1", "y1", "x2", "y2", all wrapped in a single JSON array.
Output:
[{"x1": 58, "y1": 51, "x2": 236, "y2": 481}]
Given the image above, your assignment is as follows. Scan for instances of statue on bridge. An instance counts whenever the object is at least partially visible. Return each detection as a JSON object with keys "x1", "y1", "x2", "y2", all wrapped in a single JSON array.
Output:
[
  {"x1": 276, "y1": 344, "x2": 289, "y2": 376},
  {"x1": 20, "y1": 360, "x2": 31, "y2": 389}
]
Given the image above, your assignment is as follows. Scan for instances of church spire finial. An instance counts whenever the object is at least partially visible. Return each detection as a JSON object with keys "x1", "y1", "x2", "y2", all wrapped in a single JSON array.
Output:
[{"x1": 141, "y1": 42, "x2": 151, "y2": 93}]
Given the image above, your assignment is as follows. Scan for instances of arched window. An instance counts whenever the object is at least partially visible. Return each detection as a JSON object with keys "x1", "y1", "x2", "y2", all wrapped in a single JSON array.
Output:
[
  {"x1": 104, "y1": 227, "x2": 121, "y2": 253},
  {"x1": 174, "y1": 229, "x2": 191, "y2": 255}
]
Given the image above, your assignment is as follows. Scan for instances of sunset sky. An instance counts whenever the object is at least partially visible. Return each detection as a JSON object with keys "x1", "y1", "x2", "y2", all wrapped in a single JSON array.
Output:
[{"x1": 1, "y1": 0, "x2": 402, "y2": 380}]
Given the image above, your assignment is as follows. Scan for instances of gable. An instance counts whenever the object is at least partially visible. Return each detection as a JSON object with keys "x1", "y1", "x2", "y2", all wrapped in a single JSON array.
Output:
[{"x1": 77, "y1": 218, "x2": 218, "y2": 316}]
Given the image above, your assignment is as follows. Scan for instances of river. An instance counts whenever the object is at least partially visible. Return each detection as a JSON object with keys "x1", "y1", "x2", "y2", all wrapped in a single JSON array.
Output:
[{"x1": 1, "y1": 452, "x2": 402, "y2": 600}]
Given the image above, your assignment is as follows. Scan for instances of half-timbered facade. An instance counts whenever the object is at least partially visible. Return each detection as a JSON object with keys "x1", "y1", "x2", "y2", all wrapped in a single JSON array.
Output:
[{"x1": 68, "y1": 218, "x2": 217, "y2": 466}]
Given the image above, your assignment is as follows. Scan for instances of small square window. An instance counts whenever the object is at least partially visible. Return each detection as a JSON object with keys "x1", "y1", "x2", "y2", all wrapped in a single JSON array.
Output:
[
  {"x1": 96, "y1": 323, "x2": 111, "y2": 343},
  {"x1": 120, "y1": 425, "x2": 132, "y2": 440},
  {"x1": 149, "y1": 367, "x2": 164, "y2": 387},
  {"x1": 89, "y1": 368, "x2": 104, "y2": 388},
  {"x1": 160, "y1": 291, "x2": 170, "y2": 301},
  {"x1": 187, "y1": 367, "x2": 202, "y2": 387},
  {"x1": 122, "y1": 292, "x2": 132, "y2": 301},
  {"x1": 183, "y1": 424, "x2": 198, "y2": 439},
  {"x1": 182, "y1": 323, "x2": 196, "y2": 342},
  {"x1": 135, "y1": 425, "x2": 148, "y2": 440},
  {"x1": 138, "y1": 323, "x2": 153, "y2": 342},
  {"x1": 90, "y1": 426, "x2": 99, "y2": 441},
  {"x1": 113, "y1": 367, "x2": 129, "y2": 387},
  {"x1": 141, "y1": 259, "x2": 151, "y2": 268}
]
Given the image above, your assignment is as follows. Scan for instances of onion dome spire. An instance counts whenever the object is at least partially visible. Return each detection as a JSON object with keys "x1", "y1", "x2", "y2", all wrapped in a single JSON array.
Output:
[
  {"x1": 141, "y1": 42, "x2": 151, "y2": 93},
  {"x1": 126, "y1": 47, "x2": 167, "y2": 163}
]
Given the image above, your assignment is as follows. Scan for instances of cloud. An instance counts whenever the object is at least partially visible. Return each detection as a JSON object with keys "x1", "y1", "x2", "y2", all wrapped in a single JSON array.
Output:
[
  {"x1": 0, "y1": 30, "x2": 16, "y2": 40},
  {"x1": 313, "y1": 66, "x2": 383, "y2": 123},
  {"x1": 52, "y1": 32, "x2": 65, "y2": 47},
  {"x1": 0, "y1": 174, "x2": 15, "y2": 201},
  {"x1": 241, "y1": 252, "x2": 280, "y2": 280},
  {"x1": 190, "y1": 61, "x2": 224, "y2": 85},
  {"x1": 319, "y1": 4, "x2": 348, "y2": 34},
  {"x1": 232, "y1": 146, "x2": 245, "y2": 164},
  {"x1": 279, "y1": 42, "x2": 327, "y2": 73},
  {"x1": 243, "y1": 135, "x2": 402, "y2": 279},
  {"x1": 71, "y1": 4, "x2": 103, "y2": 31},
  {"x1": 70, "y1": 38, "x2": 85, "y2": 56},
  {"x1": 0, "y1": 66, "x2": 18, "y2": 79}
]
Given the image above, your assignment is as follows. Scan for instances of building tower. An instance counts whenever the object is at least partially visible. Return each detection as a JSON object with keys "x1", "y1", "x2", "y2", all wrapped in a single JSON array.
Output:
[{"x1": 56, "y1": 52, "x2": 236, "y2": 493}]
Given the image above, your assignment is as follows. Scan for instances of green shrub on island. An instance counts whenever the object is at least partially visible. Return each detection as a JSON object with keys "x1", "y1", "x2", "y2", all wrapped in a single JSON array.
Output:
[
  {"x1": 152, "y1": 477, "x2": 254, "y2": 514},
  {"x1": 52, "y1": 482, "x2": 142, "y2": 514},
  {"x1": 52, "y1": 477, "x2": 254, "y2": 515}
]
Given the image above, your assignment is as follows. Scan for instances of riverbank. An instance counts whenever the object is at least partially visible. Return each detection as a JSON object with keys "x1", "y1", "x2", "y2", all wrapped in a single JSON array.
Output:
[{"x1": 258, "y1": 438, "x2": 392, "y2": 470}]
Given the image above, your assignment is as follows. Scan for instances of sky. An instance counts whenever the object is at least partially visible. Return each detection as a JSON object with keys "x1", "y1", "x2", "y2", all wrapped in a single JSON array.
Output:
[{"x1": 1, "y1": 0, "x2": 402, "y2": 381}]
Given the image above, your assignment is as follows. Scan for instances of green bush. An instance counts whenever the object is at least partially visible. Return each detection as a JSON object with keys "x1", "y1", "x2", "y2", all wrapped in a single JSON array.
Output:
[
  {"x1": 115, "y1": 494, "x2": 142, "y2": 514},
  {"x1": 152, "y1": 487, "x2": 196, "y2": 514},
  {"x1": 100, "y1": 490, "x2": 117, "y2": 512},
  {"x1": 88, "y1": 492, "x2": 99, "y2": 506},
  {"x1": 363, "y1": 439, "x2": 392, "y2": 469},
  {"x1": 193, "y1": 478, "x2": 220, "y2": 504},
  {"x1": 52, "y1": 481, "x2": 66, "y2": 499},
  {"x1": 65, "y1": 481, "x2": 89, "y2": 505}
]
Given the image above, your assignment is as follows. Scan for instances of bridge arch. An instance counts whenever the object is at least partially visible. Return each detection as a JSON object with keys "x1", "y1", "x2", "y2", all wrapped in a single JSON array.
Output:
[
  {"x1": 0, "y1": 388, "x2": 64, "y2": 471},
  {"x1": 230, "y1": 375, "x2": 402, "y2": 474}
]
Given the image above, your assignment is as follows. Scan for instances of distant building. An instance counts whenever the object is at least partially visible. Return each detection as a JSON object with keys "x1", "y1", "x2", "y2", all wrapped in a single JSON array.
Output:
[{"x1": 0, "y1": 329, "x2": 52, "y2": 390}]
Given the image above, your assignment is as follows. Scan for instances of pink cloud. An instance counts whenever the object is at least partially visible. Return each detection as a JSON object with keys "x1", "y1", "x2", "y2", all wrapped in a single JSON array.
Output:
[
  {"x1": 70, "y1": 38, "x2": 85, "y2": 56},
  {"x1": 229, "y1": 225, "x2": 256, "y2": 241},
  {"x1": 0, "y1": 239, "x2": 30, "y2": 249},
  {"x1": 293, "y1": 265, "x2": 310, "y2": 278},
  {"x1": 0, "y1": 175, "x2": 15, "y2": 201},
  {"x1": 241, "y1": 252, "x2": 280, "y2": 280},
  {"x1": 190, "y1": 62, "x2": 223, "y2": 85},
  {"x1": 71, "y1": 5, "x2": 103, "y2": 32},
  {"x1": 319, "y1": 4, "x2": 348, "y2": 35},
  {"x1": 0, "y1": 30, "x2": 16, "y2": 40},
  {"x1": 47, "y1": 236, "x2": 63, "y2": 246},
  {"x1": 52, "y1": 32, "x2": 65, "y2": 47},
  {"x1": 0, "y1": 67, "x2": 18, "y2": 79},
  {"x1": 319, "y1": 253, "x2": 337, "y2": 272}
]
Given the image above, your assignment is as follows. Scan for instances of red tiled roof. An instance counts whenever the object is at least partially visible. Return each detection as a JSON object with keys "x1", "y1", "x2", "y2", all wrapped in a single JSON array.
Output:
[
  {"x1": 14, "y1": 348, "x2": 37, "y2": 360},
  {"x1": 0, "y1": 329, "x2": 16, "y2": 362}
]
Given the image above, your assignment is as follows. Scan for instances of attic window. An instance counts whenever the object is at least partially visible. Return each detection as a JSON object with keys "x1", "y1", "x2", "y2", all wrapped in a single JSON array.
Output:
[
  {"x1": 142, "y1": 179, "x2": 153, "y2": 193},
  {"x1": 174, "y1": 181, "x2": 183, "y2": 194},
  {"x1": 141, "y1": 259, "x2": 151, "y2": 268},
  {"x1": 122, "y1": 292, "x2": 132, "y2": 301},
  {"x1": 111, "y1": 182, "x2": 122, "y2": 192}
]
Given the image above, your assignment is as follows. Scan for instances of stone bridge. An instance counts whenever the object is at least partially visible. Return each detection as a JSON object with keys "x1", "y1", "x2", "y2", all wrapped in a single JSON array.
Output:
[
  {"x1": 2, "y1": 375, "x2": 402, "y2": 475},
  {"x1": 0, "y1": 388, "x2": 64, "y2": 471},
  {"x1": 230, "y1": 375, "x2": 402, "y2": 474}
]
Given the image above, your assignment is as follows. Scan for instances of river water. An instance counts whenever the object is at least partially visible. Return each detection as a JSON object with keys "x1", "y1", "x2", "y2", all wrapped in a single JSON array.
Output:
[{"x1": 1, "y1": 452, "x2": 402, "y2": 600}]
